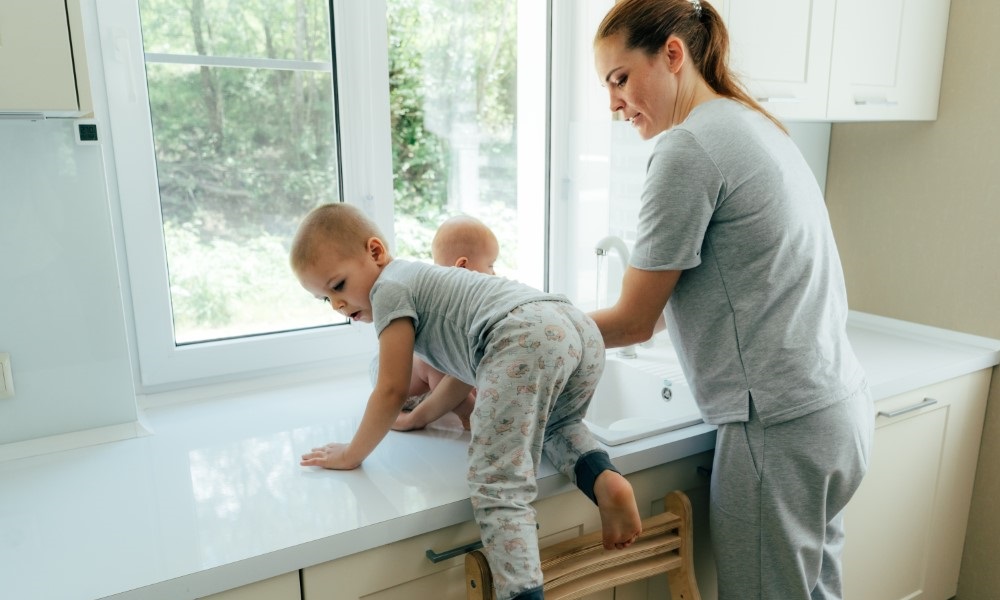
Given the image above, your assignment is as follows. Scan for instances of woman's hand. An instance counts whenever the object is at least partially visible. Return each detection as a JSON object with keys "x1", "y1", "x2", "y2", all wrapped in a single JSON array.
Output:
[
  {"x1": 589, "y1": 266, "x2": 680, "y2": 348},
  {"x1": 300, "y1": 442, "x2": 361, "y2": 470}
]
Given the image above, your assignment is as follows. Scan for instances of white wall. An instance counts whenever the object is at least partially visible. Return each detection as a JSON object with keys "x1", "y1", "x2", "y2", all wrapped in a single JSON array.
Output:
[{"x1": 0, "y1": 118, "x2": 136, "y2": 445}]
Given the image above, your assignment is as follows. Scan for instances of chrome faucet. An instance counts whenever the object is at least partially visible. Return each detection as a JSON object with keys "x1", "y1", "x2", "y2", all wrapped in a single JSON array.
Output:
[{"x1": 594, "y1": 235, "x2": 638, "y2": 359}]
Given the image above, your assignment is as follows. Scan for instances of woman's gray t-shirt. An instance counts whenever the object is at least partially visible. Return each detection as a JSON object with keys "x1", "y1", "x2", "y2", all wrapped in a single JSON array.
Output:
[
  {"x1": 632, "y1": 98, "x2": 865, "y2": 426},
  {"x1": 370, "y1": 259, "x2": 567, "y2": 386}
]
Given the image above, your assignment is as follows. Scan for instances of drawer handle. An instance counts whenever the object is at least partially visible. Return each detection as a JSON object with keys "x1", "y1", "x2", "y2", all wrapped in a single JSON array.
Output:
[
  {"x1": 425, "y1": 540, "x2": 484, "y2": 563},
  {"x1": 755, "y1": 96, "x2": 801, "y2": 104},
  {"x1": 878, "y1": 397, "x2": 938, "y2": 418}
]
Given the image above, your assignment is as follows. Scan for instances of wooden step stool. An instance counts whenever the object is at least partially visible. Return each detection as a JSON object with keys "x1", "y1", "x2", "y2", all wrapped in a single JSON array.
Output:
[{"x1": 465, "y1": 490, "x2": 700, "y2": 600}]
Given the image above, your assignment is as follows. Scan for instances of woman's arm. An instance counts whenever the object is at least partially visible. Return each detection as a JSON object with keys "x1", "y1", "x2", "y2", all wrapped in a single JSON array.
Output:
[
  {"x1": 589, "y1": 266, "x2": 681, "y2": 348},
  {"x1": 300, "y1": 317, "x2": 415, "y2": 469}
]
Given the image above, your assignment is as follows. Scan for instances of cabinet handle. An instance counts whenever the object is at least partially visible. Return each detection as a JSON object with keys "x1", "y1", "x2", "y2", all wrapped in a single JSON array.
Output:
[
  {"x1": 425, "y1": 539, "x2": 484, "y2": 563},
  {"x1": 755, "y1": 96, "x2": 801, "y2": 104},
  {"x1": 853, "y1": 97, "x2": 899, "y2": 107},
  {"x1": 878, "y1": 397, "x2": 938, "y2": 418}
]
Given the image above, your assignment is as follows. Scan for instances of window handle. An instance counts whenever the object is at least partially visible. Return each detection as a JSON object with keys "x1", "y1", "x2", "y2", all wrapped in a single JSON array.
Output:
[{"x1": 110, "y1": 27, "x2": 139, "y2": 103}]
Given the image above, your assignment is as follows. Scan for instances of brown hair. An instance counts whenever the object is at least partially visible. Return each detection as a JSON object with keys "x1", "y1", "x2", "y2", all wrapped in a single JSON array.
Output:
[
  {"x1": 289, "y1": 203, "x2": 386, "y2": 271},
  {"x1": 595, "y1": 0, "x2": 786, "y2": 133}
]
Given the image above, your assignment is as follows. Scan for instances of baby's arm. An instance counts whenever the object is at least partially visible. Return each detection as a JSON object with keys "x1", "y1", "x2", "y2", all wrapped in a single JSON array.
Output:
[
  {"x1": 301, "y1": 318, "x2": 414, "y2": 469},
  {"x1": 393, "y1": 375, "x2": 474, "y2": 431}
]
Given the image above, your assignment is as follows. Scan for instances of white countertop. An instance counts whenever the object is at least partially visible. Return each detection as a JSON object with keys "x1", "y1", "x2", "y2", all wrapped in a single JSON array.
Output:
[{"x1": 1, "y1": 312, "x2": 997, "y2": 600}]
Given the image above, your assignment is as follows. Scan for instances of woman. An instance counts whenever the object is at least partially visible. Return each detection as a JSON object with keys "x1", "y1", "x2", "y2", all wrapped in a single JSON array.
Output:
[{"x1": 588, "y1": 1, "x2": 874, "y2": 598}]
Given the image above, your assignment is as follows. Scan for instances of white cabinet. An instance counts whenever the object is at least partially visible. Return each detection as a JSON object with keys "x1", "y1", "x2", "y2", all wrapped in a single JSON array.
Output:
[
  {"x1": 612, "y1": 451, "x2": 717, "y2": 600},
  {"x1": 199, "y1": 572, "x2": 301, "y2": 600},
  {"x1": 827, "y1": 0, "x2": 951, "y2": 120},
  {"x1": 301, "y1": 489, "x2": 606, "y2": 600},
  {"x1": 301, "y1": 451, "x2": 716, "y2": 600},
  {"x1": 715, "y1": 0, "x2": 951, "y2": 121},
  {"x1": 842, "y1": 369, "x2": 991, "y2": 600},
  {"x1": 719, "y1": 0, "x2": 836, "y2": 121},
  {"x1": 0, "y1": 0, "x2": 92, "y2": 116}
]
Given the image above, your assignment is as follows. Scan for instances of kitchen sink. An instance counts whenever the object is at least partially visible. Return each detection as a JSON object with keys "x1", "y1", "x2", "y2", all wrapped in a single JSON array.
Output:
[{"x1": 584, "y1": 347, "x2": 702, "y2": 446}]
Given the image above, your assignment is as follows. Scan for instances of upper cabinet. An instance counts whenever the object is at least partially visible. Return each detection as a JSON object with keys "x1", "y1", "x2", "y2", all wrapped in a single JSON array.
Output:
[
  {"x1": 715, "y1": 0, "x2": 951, "y2": 121},
  {"x1": 826, "y1": 0, "x2": 951, "y2": 120},
  {"x1": 0, "y1": 0, "x2": 92, "y2": 117},
  {"x1": 723, "y1": 0, "x2": 836, "y2": 121}
]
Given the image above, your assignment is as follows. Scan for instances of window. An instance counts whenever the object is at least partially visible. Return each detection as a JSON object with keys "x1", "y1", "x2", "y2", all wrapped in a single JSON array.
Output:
[
  {"x1": 139, "y1": 0, "x2": 342, "y2": 344},
  {"x1": 97, "y1": 0, "x2": 545, "y2": 389},
  {"x1": 385, "y1": 0, "x2": 546, "y2": 286},
  {"x1": 99, "y1": 0, "x2": 390, "y2": 388}
]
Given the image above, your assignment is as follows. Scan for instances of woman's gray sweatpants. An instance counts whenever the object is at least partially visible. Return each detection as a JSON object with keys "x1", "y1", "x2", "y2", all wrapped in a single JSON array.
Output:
[
  {"x1": 467, "y1": 301, "x2": 607, "y2": 600},
  {"x1": 710, "y1": 384, "x2": 874, "y2": 600}
]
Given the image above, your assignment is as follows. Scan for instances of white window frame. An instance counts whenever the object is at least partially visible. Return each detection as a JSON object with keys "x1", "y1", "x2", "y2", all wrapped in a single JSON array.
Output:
[{"x1": 95, "y1": 0, "x2": 392, "y2": 389}]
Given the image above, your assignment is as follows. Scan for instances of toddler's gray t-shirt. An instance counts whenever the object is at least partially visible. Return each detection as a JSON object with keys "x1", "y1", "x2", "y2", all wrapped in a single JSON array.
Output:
[
  {"x1": 632, "y1": 98, "x2": 865, "y2": 426},
  {"x1": 370, "y1": 259, "x2": 567, "y2": 385}
]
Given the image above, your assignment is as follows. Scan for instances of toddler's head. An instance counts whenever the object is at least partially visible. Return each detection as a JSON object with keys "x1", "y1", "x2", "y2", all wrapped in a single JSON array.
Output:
[
  {"x1": 290, "y1": 203, "x2": 385, "y2": 268},
  {"x1": 431, "y1": 215, "x2": 499, "y2": 275},
  {"x1": 290, "y1": 203, "x2": 390, "y2": 323}
]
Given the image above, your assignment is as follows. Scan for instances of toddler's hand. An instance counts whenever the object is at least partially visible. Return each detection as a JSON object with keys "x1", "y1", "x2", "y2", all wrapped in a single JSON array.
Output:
[
  {"x1": 391, "y1": 411, "x2": 426, "y2": 431},
  {"x1": 300, "y1": 443, "x2": 360, "y2": 470}
]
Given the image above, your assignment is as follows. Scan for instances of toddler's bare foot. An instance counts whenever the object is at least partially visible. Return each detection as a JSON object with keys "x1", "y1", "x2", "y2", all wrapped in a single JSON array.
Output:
[{"x1": 594, "y1": 470, "x2": 642, "y2": 550}]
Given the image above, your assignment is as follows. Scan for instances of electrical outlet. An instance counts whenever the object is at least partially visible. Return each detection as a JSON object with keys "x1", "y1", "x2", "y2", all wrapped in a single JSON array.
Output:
[{"x1": 0, "y1": 353, "x2": 13, "y2": 399}]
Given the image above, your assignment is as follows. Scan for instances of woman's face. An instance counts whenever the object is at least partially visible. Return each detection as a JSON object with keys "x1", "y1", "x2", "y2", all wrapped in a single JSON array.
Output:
[{"x1": 594, "y1": 33, "x2": 677, "y2": 140}]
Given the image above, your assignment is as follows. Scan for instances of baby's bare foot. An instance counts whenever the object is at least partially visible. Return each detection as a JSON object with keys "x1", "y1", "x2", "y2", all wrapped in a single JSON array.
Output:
[{"x1": 595, "y1": 470, "x2": 642, "y2": 550}]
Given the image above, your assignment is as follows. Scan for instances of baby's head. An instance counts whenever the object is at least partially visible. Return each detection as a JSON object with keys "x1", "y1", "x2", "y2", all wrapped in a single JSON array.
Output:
[
  {"x1": 431, "y1": 215, "x2": 499, "y2": 275},
  {"x1": 290, "y1": 203, "x2": 390, "y2": 323}
]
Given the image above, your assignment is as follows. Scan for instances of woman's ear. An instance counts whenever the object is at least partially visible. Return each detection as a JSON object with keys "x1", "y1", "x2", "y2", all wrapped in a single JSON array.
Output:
[{"x1": 664, "y1": 35, "x2": 686, "y2": 74}]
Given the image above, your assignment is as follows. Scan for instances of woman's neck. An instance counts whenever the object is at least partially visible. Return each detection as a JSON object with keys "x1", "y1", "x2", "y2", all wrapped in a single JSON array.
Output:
[{"x1": 673, "y1": 75, "x2": 721, "y2": 127}]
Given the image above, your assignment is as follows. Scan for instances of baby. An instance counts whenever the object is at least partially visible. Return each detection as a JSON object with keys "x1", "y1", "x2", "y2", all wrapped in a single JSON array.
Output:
[
  {"x1": 393, "y1": 214, "x2": 500, "y2": 431},
  {"x1": 291, "y1": 203, "x2": 642, "y2": 600}
]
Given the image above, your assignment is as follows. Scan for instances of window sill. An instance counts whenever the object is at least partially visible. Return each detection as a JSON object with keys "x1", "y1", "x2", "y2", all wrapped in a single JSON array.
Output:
[{"x1": 0, "y1": 354, "x2": 371, "y2": 463}]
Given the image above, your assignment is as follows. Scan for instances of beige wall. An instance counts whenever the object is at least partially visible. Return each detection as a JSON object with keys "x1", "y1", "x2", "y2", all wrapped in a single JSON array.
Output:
[{"x1": 825, "y1": 1, "x2": 1000, "y2": 597}]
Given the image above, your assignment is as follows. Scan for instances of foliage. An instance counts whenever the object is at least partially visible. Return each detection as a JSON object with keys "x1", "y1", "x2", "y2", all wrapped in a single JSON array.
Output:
[
  {"x1": 165, "y1": 222, "x2": 330, "y2": 341},
  {"x1": 140, "y1": 0, "x2": 519, "y2": 332}
]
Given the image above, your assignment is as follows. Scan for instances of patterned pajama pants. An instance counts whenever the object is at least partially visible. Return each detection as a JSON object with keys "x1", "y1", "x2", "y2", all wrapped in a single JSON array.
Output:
[{"x1": 468, "y1": 301, "x2": 607, "y2": 600}]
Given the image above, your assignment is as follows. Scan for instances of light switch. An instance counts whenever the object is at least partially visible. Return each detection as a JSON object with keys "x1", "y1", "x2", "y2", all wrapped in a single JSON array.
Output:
[
  {"x1": 74, "y1": 119, "x2": 100, "y2": 146},
  {"x1": 0, "y1": 353, "x2": 13, "y2": 399}
]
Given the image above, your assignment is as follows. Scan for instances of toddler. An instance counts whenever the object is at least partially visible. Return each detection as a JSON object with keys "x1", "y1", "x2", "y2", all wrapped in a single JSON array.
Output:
[{"x1": 291, "y1": 203, "x2": 642, "y2": 600}]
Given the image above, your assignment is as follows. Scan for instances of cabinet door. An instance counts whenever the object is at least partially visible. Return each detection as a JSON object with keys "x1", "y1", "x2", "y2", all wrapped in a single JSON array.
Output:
[
  {"x1": 302, "y1": 490, "x2": 611, "y2": 600},
  {"x1": 827, "y1": 0, "x2": 952, "y2": 120},
  {"x1": 717, "y1": 0, "x2": 835, "y2": 121},
  {"x1": 611, "y1": 451, "x2": 716, "y2": 600},
  {"x1": 842, "y1": 369, "x2": 991, "y2": 600},
  {"x1": 199, "y1": 572, "x2": 301, "y2": 600},
  {"x1": 843, "y1": 390, "x2": 948, "y2": 600},
  {"x1": 0, "y1": 0, "x2": 79, "y2": 113}
]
